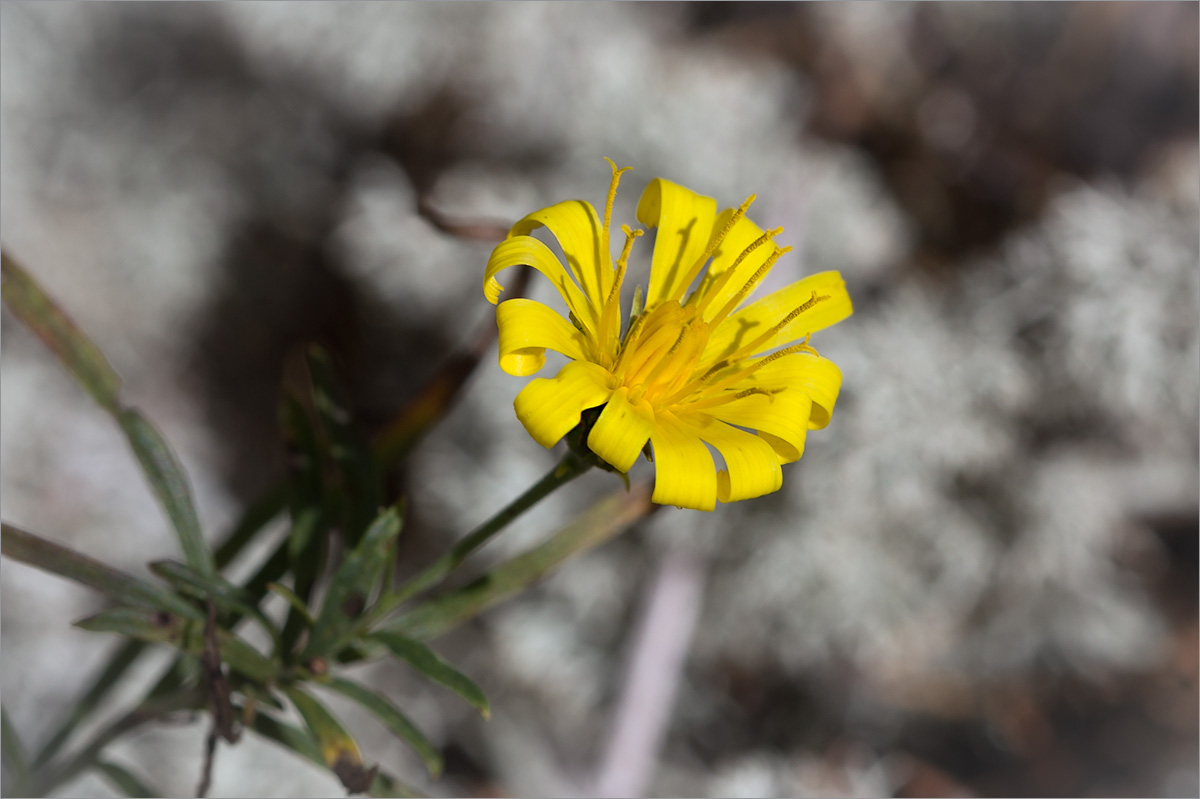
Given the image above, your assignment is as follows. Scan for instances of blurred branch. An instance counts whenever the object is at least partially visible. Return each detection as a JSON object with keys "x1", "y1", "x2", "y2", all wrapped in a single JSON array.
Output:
[
  {"x1": 415, "y1": 197, "x2": 512, "y2": 242},
  {"x1": 593, "y1": 549, "x2": 706, "y2": 798}
]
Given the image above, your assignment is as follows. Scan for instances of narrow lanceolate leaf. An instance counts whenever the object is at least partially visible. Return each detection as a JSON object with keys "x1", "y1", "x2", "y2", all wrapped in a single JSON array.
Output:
[
  {"x1": 119, "y1": 410, "x2": 214, "y2": 577},
  {"x1": 367, "y1": 632, "x2": 489, "y2": 719},
  {"x1": 394, "y1": 484, "x2": 653, "y2": 641},
  {"x1": 282, "y1": 686, "x2": 377, "y2": 795},
  {"x1": 279, "y1": 393, "x2": 328, "y2": 654},
  {"x1": 0, "y1": 251, "x2": 122, "y2": 414},
  {"x1": 1, "y1": 254, "x2": 215, "y2": 577},
  {"x1": 75, "y1": 607, "x2": 275, "y2": 684},
  {"x1": 306, "y1": 346, "x2": 382, "y2": 545},
  {"x1": 31, "y1": 641, "x2": 147, "y2": 768},
  {"x1": 302, "y1": 507, "x2": 403, "y2": 660},
  {"x1": 368, "y1": 770, "x2": 424, "y2": 799},
  {"x1": 244, "y1": 709, "x2": 325, "y2": 767},
  {"x1": 247, "y1": 710, "x2": 418, "y2": 798},
  {"x1": 95, "y1": 759, "x2": 160, "y2": 798},
  {"x1": 1, "y1": 704, "x2": 29, "y2": 782},
  {"x1": 324, "y1": 677, "x2": 443, "y2": 778},
  {"x1": 1, "y1": 523, "x2": 200, "y2": 620},
  {"x1": 149, "y1": 560, "x2": 280, "y2": 653}
]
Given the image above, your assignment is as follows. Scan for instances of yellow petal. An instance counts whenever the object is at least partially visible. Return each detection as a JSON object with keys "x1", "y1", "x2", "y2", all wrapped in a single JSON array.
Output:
[
  {"x1": 754, "y1": 351, "x2": 842, "y2": 430},
  {"x1": 648, "y1": 411, "x2": 717, "y2": 511},
  {"x1": 674, "y1": 412, "x2": 782, "y2": 503},
  {"x1": 586, "y1": 386, "x2": 655, "y2": 473},
  {"x1": 636, "y1": 179, "x2": 718, "y2": 306},
  {"x1": 703, "y1": 387, "x2": 812, "y2": 463},
  {"x1": 497, "y1": 299, "x2": 590, "y2": 377},
  {"x1": 514, "y1": 360, "x2": 615, "y2": 448},
  {"x1": 703, "y1": 271, "x2": 853, "y2": 363},
  {"x1": 484, "y1": 236, "x2": 595, "y2": 331},
  {"x1": 695, "y1": 211, "x2": 775, "y2": 320},
  {"x1": 510, "y1": 200, "x2": 608, "y2": 309}
]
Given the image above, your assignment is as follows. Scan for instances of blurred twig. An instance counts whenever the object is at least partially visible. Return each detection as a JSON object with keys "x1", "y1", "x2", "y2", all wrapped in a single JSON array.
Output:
[{"x1": 416, "y1": 197, "x2": 512, "y2": 242}]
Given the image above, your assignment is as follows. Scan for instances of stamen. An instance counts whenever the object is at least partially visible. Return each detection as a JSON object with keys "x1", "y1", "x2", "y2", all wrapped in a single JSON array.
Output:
[
  {"x1": 668, "y1": 194, "x2": 757, "y2": 303},
  {"x1": 598, "y1": 225, "x2": 643, "y2": 362},
  {"x1": 602, "y1": 158, "x2": 633, "y2": 280},
  {"x1": 721, "y1": 291, "x2": 830, "y2": 363},
  {"x1": 689, "y1": 227, "x2": 783, "y2": 313},
  {"x1": 699, "y1": 344, "x2": 808, "y2": 395},
  {"x1": 684, "y1": 386, "x2": 782, "y2": 411},
  {"x1": 706, "y1": 245, "x2": 792, "y2": 329},
  {"x1": 628, "y1": 328, "x2": 688, "y2": 404},
  {"x1": 664, "y1": 342, "x2": 808, "y2": 406}
]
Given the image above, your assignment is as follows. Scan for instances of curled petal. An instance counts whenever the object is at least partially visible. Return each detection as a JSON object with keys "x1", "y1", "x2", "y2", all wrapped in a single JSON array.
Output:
[
  {"x1": 649, "y1": 411, "x2": 717, "y2": 511},
  {"x1": 514, "y1": 360, "x2": 615, "y2": 448},
  {"x1": 703, "y1": 271, "x2": 853, "y2": 363},
  {"x1": 636, "y1": 179, "x2": 718, "y2": 306},
  {"x1": 497, "y1": 299, "x2": 590, "y2": 377},
  {"x1": 749, "y1": 352, "x2": 842, "y2": 431},
  {"x1": 704, "y1": 388, "x2": 812, "y2": 463},
  {"x1": 675, "y1": 412, "x2": 782, "y2": 503},
  {"x1": 484, "y1": 236, "x2": 594, "y2": 330},
  {"x1": 586, "y1": 386, "x2": 655, "y2": 473},
  {"x1": 511, "y1": 200, "x2": 608, "y2": 309}
]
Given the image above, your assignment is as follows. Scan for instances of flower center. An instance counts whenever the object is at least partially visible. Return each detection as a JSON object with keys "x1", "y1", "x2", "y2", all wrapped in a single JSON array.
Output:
[{"x1": 615, "y1": 301, "x2": 710, "y2": 407}]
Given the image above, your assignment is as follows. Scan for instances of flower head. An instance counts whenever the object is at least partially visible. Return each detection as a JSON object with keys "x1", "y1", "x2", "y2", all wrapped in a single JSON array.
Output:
[{"x1": 484, "y1": 161, "x2": 852, "y2": 511}]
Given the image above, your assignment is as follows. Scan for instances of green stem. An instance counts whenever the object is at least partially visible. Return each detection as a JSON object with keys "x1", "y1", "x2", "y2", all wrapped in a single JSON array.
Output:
[{"x1": 360, "y1": 452, "x2": 592, "y2": 630}]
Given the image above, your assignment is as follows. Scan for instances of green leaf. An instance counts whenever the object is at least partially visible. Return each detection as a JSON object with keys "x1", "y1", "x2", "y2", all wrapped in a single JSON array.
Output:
[
  {"x1": 0, "y1": 251, "x2": 122, "y2": 414},
  {"x1": 393, "y1": 484, "x2": 653, "y2": 641},
  {"x1": 30, "y1": 641, "x2": 147, "y2": 768},
  {"x1": 1, "y1": 254, "x2": 216, "y2": 578},
  {"x1": 367, "y1": 632, "x2": 489, "y2": 719},
  {"x1": 267, "y1": 582, "x2": 315, "y2": 627},
  {"x1": 75, "y1": 607, "x2": 276, "y2": 684},
  {"x1": 1, "y1": 704, "x2": 29, "y2": 783},
  {"x1": 244, "y1": 709, "x2": 324, "y2": 767},
  {"x1": 149, "y1": 560, "x2": 280, "y2": 653},
  {"x1": 119, "y1": 409, "x2": 214, "y2": 577},
  {"x1": 324, "y1": 677, "x2": 443, "y2": 778},
  {"x1": 302, "y1": 507, "x2": 403, "y2": 660},
  {"x1": 1, "y1": 523, "x2": 200, "y2": 620},
  {"x1": 95, "y1": 759, "x2": 160, "y2": 798},
  {"x1": 214, "y1": 482, "x2": 287, "y2": 569},
  {"x1": 282, "y1": 686, "x2": 378, "y2": 794},
  {"x1": 32, "y1": 489, "x2": 287, "y2": 771},
  {"x1": 247, "y1": 710, "x2": 420, "y2": 798},
  {"x1": 368, "y1": 770, "x2": 424, "y2": 798},
  {"x1": 279, "y1": 392, "x2": 330, "y2": 654},
  {"x1": 306, "y1": 346, "x2": 382, "y2": 544}
]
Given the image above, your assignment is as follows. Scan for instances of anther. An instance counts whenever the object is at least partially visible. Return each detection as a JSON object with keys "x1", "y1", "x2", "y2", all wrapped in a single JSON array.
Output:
[
  {"x1": 706, "y1": 245, "x2": 792, "y2": 329},
  {"x1": 723, "y1": 292, "x2": 830, "y2": 363},
  {"x1": 598, "y1": 225, "x2": 644, "y2": 361},
  {"x1": 668, "y1": 194, "x2": 758, "y2": 303},
  {"x1": 602, "y1": 158, "x2": 634, "y2": 269},
  {"x1": 690, "y1": 226, "x2": 783, "y2": 313}
]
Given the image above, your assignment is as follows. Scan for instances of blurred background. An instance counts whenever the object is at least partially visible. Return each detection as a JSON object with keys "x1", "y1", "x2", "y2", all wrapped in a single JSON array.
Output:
[{"x1": 2, "y1": 2, "x2": 1197, "y2": 796}]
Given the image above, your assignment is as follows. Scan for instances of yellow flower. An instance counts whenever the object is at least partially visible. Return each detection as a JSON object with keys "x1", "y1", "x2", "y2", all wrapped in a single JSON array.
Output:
[{"x1": 484, "y1": 161, "x2": 852, "y2": 511}]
